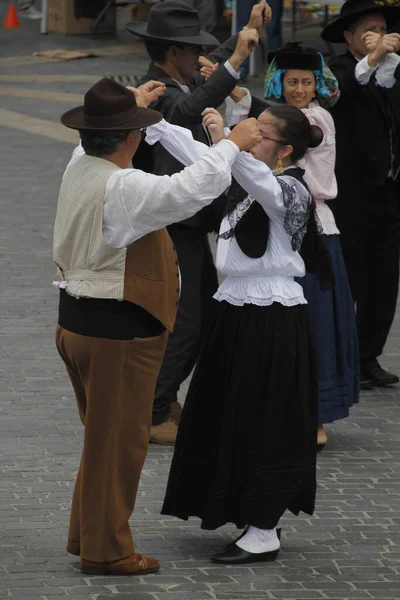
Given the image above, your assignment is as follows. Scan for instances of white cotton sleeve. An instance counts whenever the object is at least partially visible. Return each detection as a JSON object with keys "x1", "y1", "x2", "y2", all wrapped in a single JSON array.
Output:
[
  {"x1": 355, "y1": 55, "x2": 378, "y2": 85},
  {"x1": 145, "y1": 119, "x2": 210, "y2": 166},
  {"x1": 103, "y1": 139, "x2": 239, "y2": 247},
  {"x1": 231, "y1": 151, "x2": 285, "y2": 221},
  {"x1": 225, "y1": 88, "x2": 252, "y2": 127},
  {"x1": 376, "y1": 53, "x2": 400, "y2": 88}
]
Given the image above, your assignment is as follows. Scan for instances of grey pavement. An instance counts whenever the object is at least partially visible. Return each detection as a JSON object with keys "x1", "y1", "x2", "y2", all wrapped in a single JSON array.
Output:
[{"x1": 0, "y1": 4, "x2": 400, "y2": 599}]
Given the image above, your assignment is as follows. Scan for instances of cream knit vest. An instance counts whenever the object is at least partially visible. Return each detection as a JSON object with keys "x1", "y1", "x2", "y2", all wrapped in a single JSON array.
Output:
[
  {"x1": 53, "y1": 154, "x2": 127, "y2": 300},
  {"x1": 53, "y1": 152, "x2": 180, "y2": 332}
]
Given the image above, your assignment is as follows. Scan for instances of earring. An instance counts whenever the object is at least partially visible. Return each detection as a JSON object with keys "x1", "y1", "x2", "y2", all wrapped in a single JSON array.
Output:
[{"x1": 273, "y1": 158, "x2": 284, "y2": 175}]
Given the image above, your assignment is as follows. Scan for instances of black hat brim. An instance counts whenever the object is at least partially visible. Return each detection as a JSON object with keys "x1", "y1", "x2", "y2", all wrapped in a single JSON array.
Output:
[
  {"x1": 61, "y1": 105, "x2": 162, "y2": 131},
  {"x1": 125, "y1": 21, "x2": 220, "y2": 47},
  {"x1": 322, "y1": 6, "x2": 400, "y2": 42}
]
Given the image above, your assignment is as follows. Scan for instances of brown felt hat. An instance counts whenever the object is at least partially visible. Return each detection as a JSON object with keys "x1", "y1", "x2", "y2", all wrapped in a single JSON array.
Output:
[{"x1": 61, "y1": 77, "x2": 162, "y2": 131}]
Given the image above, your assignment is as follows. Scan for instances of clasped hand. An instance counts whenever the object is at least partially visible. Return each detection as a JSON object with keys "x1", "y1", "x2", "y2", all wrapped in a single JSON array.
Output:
[
  {"x1": 128, "y1": 80, "x2": 166, "y2": 107},
  {"x1": 202, "y1": 107, "x2": 262, "y2": 152},
  {"x1": 362, "y1": 31, "x2": 400, "y2": 67}
]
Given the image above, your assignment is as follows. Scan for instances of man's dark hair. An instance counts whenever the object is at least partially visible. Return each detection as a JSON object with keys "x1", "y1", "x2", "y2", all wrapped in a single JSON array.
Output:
[
  {"x1": 145, "y1": 40, "x2": 183, "y2": 64},
  {"x1": 345, "y1": 10, "x2": 386, "y2": 33},
  {"x1": 266, "y1": 105, "x2": 323, "y2": 162},
  {"x1": 80, "y1": 130, "x2": 130, "y2": 156}
]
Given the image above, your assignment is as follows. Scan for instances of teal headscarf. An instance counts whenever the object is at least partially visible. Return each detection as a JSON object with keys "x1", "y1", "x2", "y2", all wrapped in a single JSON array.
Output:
[{"x1": 264, "y1": 52, "x2": 340, "y2": 109}]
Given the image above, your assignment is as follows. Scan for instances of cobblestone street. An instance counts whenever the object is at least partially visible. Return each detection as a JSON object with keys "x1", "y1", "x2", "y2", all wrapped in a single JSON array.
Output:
[{"x1": 1, "y1": 4, "x2": 400, "y2": 598}]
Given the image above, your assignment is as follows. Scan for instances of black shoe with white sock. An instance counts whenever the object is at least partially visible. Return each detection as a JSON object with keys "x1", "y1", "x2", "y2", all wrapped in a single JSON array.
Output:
[{"x1": 211, "y1": 527, "x2": 281, "y2": 565}]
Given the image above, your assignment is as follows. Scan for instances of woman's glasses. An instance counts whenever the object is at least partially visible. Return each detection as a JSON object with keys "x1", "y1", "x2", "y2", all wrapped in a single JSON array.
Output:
[{"x1": 259, "y1": 131, "x2": 286, "y2": 145}]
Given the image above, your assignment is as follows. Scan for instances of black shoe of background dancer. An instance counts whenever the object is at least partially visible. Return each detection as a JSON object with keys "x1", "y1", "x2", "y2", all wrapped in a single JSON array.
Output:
[
  {"x1": 361, "y1": 359, "x2": 399, "y2": 387},
  {"x1": 360, "y1": 373, "x2": 374, "y2": 390}
]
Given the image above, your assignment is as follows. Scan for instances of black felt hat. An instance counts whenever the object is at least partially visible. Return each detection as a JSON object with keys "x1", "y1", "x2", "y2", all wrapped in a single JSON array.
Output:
[
  {"x1": 274, "y1": 42, "x2": 322, "y2": 71},
  {"x1": 322, "y1": 0, "x2": 400, "y2": 43},
  {"x1": 125, "y1": 0, "x2": 220, "y2": 47},
  {"x1": 61, "y1": 78, "x2": 162, "y2": 131}
]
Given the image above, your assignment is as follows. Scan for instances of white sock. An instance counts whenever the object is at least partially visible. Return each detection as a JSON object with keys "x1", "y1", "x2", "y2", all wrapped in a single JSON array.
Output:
[{"x1": 236, "y1": 526, "x2": 280, "y2": 554}]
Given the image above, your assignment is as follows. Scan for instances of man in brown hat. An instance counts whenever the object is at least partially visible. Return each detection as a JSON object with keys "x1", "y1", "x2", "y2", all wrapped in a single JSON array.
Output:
[
  {"x1": 321, "y1": 0, "x2": 400, "y2": 390},
  {"x1": 126, "y1": 0, "x2": 270, "y2": 445},
  {"x1": 53, "y1": 76, "x2": 261, "y2": 576}
]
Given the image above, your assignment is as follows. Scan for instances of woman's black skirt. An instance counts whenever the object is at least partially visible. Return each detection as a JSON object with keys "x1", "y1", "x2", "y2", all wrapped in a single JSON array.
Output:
[{"x1": 161, "y1": 300, "x2": 318, "y2": 531}]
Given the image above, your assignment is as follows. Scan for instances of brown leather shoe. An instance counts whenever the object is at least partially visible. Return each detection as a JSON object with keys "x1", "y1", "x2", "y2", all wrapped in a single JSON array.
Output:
[
  {"x1": 80, "y1": 552, "x2": 160, "y2": 576},
  {"x1": 66, "y1": 539, "x2": 80, "y2": 556},
  {"x1": 149, "y1": 417, "x2": 178, "y2": 445},
  {"x1": 170, "y1": 400, "x2": 182, "y2": 425}
]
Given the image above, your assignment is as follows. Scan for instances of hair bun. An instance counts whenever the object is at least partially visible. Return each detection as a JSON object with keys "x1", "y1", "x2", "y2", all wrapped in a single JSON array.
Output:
[{"x1": 308, "y1": 124, "x2": 323, "y2": 148}]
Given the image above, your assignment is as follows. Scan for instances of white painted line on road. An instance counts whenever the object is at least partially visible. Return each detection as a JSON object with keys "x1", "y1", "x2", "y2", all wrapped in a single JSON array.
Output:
[
  {"x1": 0, "y1": 109, "x2": 77, "y2": 145},
  {"x1": 0, "y1": 87, "x2": 83, "y2": 103},
  {"x1": 0, "y1": 75, "x2": 100, "y2": 83}
]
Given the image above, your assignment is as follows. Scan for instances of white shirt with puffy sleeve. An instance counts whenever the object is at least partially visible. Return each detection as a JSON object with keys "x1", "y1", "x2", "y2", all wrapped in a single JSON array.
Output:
[{"x1": 145, "y1": 119, "x2": 309, "y2": 308}]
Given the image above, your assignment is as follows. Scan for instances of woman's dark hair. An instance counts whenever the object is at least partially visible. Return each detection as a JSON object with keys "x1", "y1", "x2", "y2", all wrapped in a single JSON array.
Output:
[{"x1": 266, "y1": 104, "x2": 323, "y2": 162}]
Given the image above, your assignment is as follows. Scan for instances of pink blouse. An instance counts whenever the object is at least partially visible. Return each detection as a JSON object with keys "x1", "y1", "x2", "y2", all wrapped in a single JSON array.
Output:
[
  {"x1": 299, "y1": 102, "x2": 339, "y2": 235},
  {"x1": 226, "y1": 94, "x2": 340, "y2": 235}
]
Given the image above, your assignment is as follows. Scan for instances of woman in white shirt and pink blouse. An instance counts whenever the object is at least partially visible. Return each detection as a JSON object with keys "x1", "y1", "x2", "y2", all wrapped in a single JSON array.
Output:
[
  {"x1": 262, "y1": 43, "x2": 359, "y2": 451},
  {"x1": 200, "y1": 43, "x2": 360, "y2": 451}
]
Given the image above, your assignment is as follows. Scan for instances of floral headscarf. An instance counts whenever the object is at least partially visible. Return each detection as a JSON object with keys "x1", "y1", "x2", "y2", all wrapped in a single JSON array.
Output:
[{"x1": 264, "y1": 52, "x2": 340, "y2": 109}]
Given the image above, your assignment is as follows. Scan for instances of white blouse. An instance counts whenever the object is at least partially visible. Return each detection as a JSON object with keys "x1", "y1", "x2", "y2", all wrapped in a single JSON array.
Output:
[{"x1": 146, "y1": 120, "x2": 310, "y2": 308}]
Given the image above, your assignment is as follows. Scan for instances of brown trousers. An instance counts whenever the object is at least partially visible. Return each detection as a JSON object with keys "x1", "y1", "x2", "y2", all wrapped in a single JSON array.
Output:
[{"x1": 56, "y1": 325, "x2": 168, "y2": 562}]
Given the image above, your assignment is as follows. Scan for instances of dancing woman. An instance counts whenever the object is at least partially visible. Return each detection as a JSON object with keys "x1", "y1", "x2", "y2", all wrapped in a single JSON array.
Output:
[
  {"x1": 145, "y1": 103, "x2": 322, "y2": 564},
  {"x1": 263, "y1": 43, "x2": 359, "y2": 449},
  {"x1": 221, "y1": 42, "x2": 360, "y2": 450}
]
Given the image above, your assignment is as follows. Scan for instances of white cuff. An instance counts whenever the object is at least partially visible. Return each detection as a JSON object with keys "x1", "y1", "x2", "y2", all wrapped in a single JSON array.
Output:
[
  {"x1": 224, "y1": 59, "x2": 241, "y2": 80},
  {"x1": 376, "y1": 53, "x2": 400, "y2": 88},
  {"x1": 225, "y1": 87, "x2": 251, "y2": 126},
  {"x1": 355, "y1": 55, "x2": 378, "y2": 85},
  {"x1": 144, "y1": 119, "x2": 168, "y2": 146}
]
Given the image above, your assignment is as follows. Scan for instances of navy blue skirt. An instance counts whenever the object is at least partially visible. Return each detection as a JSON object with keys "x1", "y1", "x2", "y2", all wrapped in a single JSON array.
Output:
[{"x1": 298, "y1": 234, "x2": 360, "y2": 424}]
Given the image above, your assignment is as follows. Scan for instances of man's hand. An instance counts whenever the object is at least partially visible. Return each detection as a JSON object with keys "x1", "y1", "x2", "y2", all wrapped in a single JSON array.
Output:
[
  {"x1": 366, "y1": 33, "x2": 400, "y2": 68},
  {"x1": 202, "y1": 107, "x2": 225, "y2": 144},
  {"x1": 227, "y1": 118, "x2": 262, "y2": 152},
  {"x1": 199, "y1": 55, "x2": 218, "y2": 81},
  {"x1": 198, "y1": 56, "x2": 248, "y2": 102},
  {"x1": 246, "y1": 0, "x2": 272, "y2": 33},
  {"x1": 229, "y1": 29, "x2": 259, "y2": 72},
  {"x1": 128, "y1": 80, "x2": 166, "y2": 107},
  {"x1": 362, "y1": 31, "x2": 381, "y2": 53}
]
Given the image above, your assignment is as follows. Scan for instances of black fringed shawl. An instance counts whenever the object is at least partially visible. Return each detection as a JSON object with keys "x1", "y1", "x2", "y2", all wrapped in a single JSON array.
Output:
[{"x1": 222, "y1": 168, "x2": 335, "y2": 291}]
